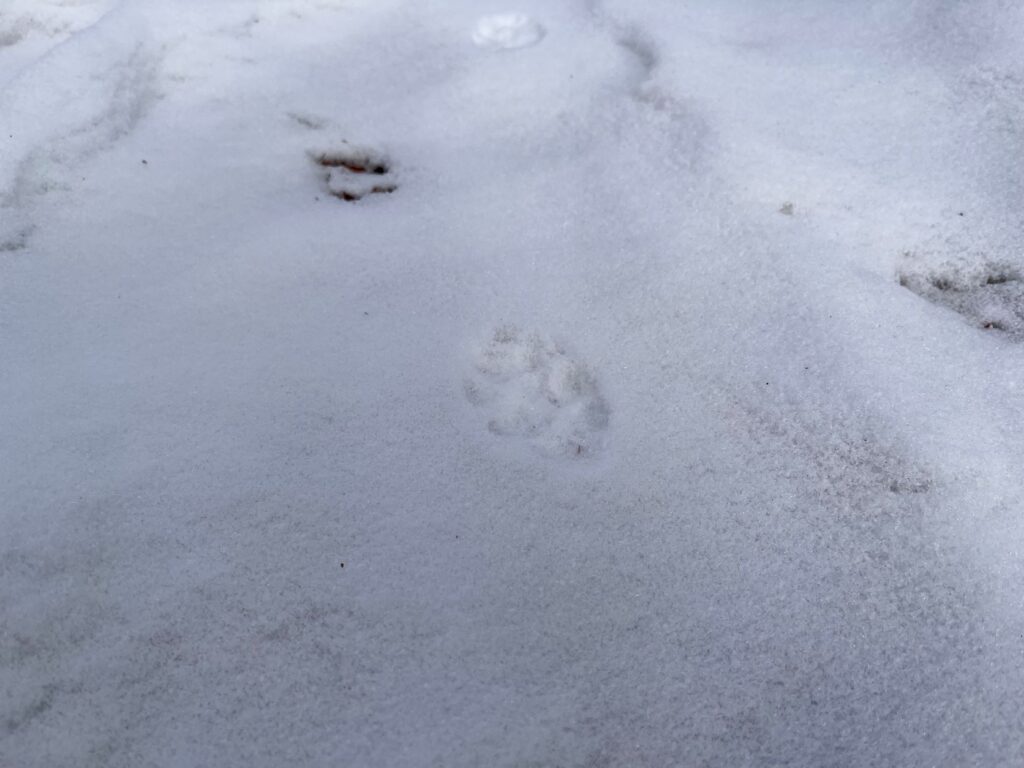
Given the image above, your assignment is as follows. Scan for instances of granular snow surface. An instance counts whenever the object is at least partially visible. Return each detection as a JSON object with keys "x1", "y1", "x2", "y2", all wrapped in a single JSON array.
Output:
[{"x1": 3, "y1": 1, "x2": 1024, "y2": 765}]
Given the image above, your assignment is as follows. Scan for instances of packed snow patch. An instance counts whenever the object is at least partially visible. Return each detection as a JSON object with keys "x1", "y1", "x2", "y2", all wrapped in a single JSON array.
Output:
[
  {"x1": 465, "y1": 326, "x2": 609, "y2": 457},
  {"x1": 472, "y1": 14, "x2": 545, "y2": 50}
]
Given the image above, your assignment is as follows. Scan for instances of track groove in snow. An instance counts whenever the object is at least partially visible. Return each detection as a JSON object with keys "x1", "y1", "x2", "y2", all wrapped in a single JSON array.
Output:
[{"x1": 0, "y1": 7, "x2": 160, "y2": 250}]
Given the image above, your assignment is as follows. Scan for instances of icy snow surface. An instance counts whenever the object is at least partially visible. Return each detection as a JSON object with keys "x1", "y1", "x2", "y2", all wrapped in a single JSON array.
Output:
[{"x1": 3, "y1": 0, "x2": 1024, "y2": 765}]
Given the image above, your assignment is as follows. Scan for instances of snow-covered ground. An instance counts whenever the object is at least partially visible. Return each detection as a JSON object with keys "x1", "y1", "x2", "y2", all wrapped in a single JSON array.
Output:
[{"x1": 3, "y1": 0, "x2": 1024, "y2": 765}]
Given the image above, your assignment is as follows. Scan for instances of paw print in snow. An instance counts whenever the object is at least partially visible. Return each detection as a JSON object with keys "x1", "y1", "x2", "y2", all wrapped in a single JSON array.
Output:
[
  {"x1": 899, "y1": 256, "x2": 1024, "y2": 340},
  {"x1": 308, "y1": 142, "x2": 397, "y2": 202},
  {"x1": 465, "y1": 326, "x2": 610, "y2": 457}
]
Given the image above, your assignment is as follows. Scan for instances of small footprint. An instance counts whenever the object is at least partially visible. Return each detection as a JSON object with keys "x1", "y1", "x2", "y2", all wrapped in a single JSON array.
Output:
[
  {"x1": 899, "y1": 256, "x2": 1024, "y2": 339},
  {"x1": 307, "y1": 142, "x2": 397, "y2": 202},
  {"x1": 465, "y1": 326, "x2": 610, "y2": 457},
  {"x1": 472, "y1": 14, "x2": 545, "y2": 50}
]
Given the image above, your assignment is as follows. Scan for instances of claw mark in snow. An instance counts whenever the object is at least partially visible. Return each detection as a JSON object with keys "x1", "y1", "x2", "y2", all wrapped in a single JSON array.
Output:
[{"x1": 465, "y1": 326, "x2": 610, "y2": 458}]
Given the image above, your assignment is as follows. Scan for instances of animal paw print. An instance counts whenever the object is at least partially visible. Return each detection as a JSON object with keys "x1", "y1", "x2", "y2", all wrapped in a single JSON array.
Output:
[
  {"x1": 465, "y1": 326, "x2": 610, "y2": 458},
  {"x1": 899, "y1": 256, "x2": 1024, "y2": 339},
  {"x1": 308, "y1": 143, "x2": 397, "y2": 202}
]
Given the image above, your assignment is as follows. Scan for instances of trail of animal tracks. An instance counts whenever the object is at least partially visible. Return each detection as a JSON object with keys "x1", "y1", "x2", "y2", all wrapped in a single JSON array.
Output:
[{"x1": 3, "y1": 1, "x2": 1024, "y2": 765}]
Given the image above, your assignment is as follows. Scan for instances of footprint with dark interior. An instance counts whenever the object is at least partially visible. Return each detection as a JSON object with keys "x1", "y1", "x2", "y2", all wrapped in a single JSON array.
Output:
[
  {"x1": 899, "y1": 256, "x2": 1024, "y2": 339},
  {"x1": 307, "y1": 141, "x2": 397, "y2": 202}
]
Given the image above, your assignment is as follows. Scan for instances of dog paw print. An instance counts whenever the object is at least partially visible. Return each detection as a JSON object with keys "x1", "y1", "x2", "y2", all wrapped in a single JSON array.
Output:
[
  {"x1": 464, "y1": 326, "x2": 610, "y2": 458},
  {"x1": 899, "y1": 256, "x2": 1024, "y2": 339},
  {"x1": 308, "y1": 143, "x2": 397, "y2": 202}
]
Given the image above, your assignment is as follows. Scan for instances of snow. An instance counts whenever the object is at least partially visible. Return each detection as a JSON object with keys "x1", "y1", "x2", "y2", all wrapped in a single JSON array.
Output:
[
  {"x1": 2, "y1": 0, "x2": 1024, "y2": 765},
  {"x1": 472, "y1": 13, "x2": 545, "y2": 50}
]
